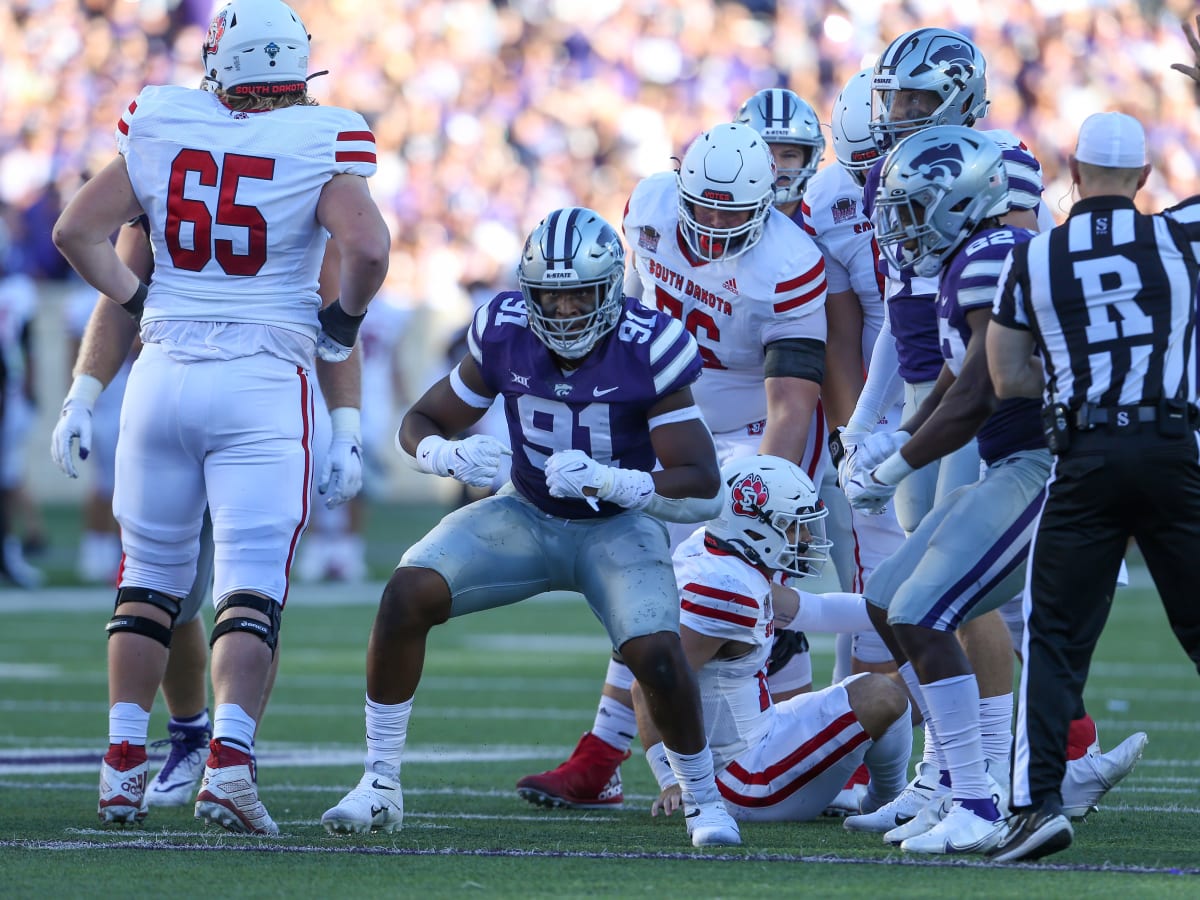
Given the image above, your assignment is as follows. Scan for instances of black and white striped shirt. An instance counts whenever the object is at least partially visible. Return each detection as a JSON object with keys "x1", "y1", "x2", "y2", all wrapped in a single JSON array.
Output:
[{"x1": 992, "y1": 195, "x2": 1200, "y2": 409}]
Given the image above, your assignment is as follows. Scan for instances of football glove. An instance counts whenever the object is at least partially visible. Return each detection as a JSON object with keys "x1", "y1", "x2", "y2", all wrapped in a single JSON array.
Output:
[
  {"x1": 50, "y1": 375, "x2": 104, "y2": 479},
  {"x1": 316, "y1": 299, "x2": 365, "y2": 363},
  {"x1": 413, "y1": 433, "x2": 511, "y2": 489},
  {"x1": 318, "y1": 407, "x2": 364, "y2": 508},
  {"x1": 544, "y1": 449, "x2": 655, "y2": 511},
  {"x1": 843, "y1": 466, "x2": 897, "y2": 515}
]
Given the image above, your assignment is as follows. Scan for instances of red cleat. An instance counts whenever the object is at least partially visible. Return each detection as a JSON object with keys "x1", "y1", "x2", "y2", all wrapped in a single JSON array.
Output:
[{"x1": 516, "y1": 732, "x2": 631, "y2": 809}]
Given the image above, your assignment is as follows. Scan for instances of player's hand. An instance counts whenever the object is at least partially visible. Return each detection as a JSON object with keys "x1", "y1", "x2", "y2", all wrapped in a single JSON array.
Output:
[
  {"x1": 545, "y1": 449, "x2": 654, "y2": 511},
  {"x1": 856, "y1": 430, "x2": 911, "y2": 470},
  {"x1": 318, "y1": 408, "x2": 363, "y2": 508},
  {"x1": 843, "y1": 466, "x2": 897, "y2": 515},
  {"x1": 1170, "y1": 15, "x2": 1200, "y2": 83},
  {"x1": 414, "y1": 433, "x2": 511, "y2": 489},
  {"x1": 832, "y1": 429, "x2": 867, "y2": 488},
  {"x1": 50, "y1": 400, "x2": 96, "y2": 479},
  {"x1": 651, "y1": 784, "x2": 683, "y2": 818},
  {"x1": 316, "y1": 299, "x2": 364, "y2": 363}
]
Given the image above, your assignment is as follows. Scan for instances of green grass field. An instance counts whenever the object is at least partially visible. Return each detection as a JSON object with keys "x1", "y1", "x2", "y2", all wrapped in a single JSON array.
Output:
[{"x1": 2, "y1": 503, "x2": 1198, "y2": 897}]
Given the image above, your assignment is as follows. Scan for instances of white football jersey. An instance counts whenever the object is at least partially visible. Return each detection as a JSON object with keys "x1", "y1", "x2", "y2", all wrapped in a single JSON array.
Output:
[
  {"x1": 624, "y1": 173, "x2": 827, "y2": 434},
  {"x1": 673, "y1": 531, "x2": 775, "y2": 772},
  {"x1": 800, "y1": 164, "x2": 884, "y2": 360},
  {"x1": 117, "y1": 85, "x2": 377, "y2": 339}
]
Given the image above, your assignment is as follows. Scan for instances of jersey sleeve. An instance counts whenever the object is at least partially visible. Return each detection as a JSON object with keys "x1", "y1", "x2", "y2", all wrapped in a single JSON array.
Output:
[
  {"x1": 647, "y1": 315, "x2": 702, "y2": 398},
  {"x1": 331, "y1": 111, "x2": 377, "y2": 177},
  {"x1": 955, "y1": 231, "x2": 1027, "y2": 312},
  {"x1": 115, "y1": 88, "x2": 153, "y2": 155},
  {"x1": 991, "y1": 241, "x2": 1033, "y2": 331},
  {"x1": 990, "y1": 131, "x2": 1044, "y2": 213},
  {"x1": 762, "y1": 246, "x2": 828, "y2": 346},
  {"x1": 679, "y1": 572, "x2": 764, "y2": 642},
  {"x1": 466, "y1": 298, "x2": 503, "y2": 391},
  {"x1": 1163, "y1": 196, "x2": 1200, "y2": 261}
]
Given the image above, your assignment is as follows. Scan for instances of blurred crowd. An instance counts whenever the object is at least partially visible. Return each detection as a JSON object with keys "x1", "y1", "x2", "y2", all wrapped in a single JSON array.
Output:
[{"x1": 2, "y1": 0, "x2": 1199, "y2": 583}]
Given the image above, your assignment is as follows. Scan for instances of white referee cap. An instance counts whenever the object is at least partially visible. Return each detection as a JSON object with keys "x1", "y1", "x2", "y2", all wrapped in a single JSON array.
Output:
[{"x1": 1075, "y1": 112, "x2": 1147, "y2": 168}]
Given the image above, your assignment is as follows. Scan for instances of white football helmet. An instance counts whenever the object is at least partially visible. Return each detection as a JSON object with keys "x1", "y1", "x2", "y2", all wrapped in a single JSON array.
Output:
[
  {"x1": 707, "y1": 455, "x2": 831, "y2": 579},
  {"x1": 202, "y1": 0, "x2": 310, "y2": 94},
  {"x1": 518, "y1": 207, "x2": 625, "y2": 360},
  {"x1": 735, "y1": 89, "x2": 826, "y2": 205},
  {"x1": 870, "y1": 27, "x2": 989, "y2": 153},
  {"x1": 873, "y1": 126, "x2": 1008, "y2": 278},
  {"x1": 831, "y1": 69, "x2": 881, "y2": 186},
  {"x1": 676, "y1": 123, "x2": 775, "y2": 262}
]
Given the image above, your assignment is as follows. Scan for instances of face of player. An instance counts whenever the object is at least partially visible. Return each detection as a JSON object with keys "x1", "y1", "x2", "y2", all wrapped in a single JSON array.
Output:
[
  {"x1": 691, "y1": 204, "x2": 752, "y2": 230},
  {"x1": 885, "y1": 89, "x2": 942, "y2": 137},
  {"x1": 532, "y1": 286, "x2": 597, "y2": 329},
  {"x1": 768, "y1": 143, "x2": 811, "y2": 195}
]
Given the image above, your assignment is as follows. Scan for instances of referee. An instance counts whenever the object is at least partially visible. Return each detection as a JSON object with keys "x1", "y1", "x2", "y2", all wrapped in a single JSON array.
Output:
[{"x1": 984, "y1": 98, "x2": 1200, "y2": 860}]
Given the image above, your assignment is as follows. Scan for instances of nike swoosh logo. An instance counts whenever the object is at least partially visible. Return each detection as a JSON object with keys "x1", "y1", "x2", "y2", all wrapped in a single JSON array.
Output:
[
  {"x1": 684, "y1": 808, "x2": 700, "y2": 819},
  {"x1": 371, "y1": 804, "x2": 386, "y2": 817},
  {"x1": 371, "y1": 779, "x2": 395, "y2": 791},
  {"x1": 593, "y1": 386, "x2": 619, "y2": 397}
]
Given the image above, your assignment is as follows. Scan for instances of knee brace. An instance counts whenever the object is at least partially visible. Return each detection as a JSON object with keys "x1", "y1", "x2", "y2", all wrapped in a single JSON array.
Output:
[
  {"x1": 105, "y1": 587, "x2": 183, "y2": 648},
  {"x1": 210, "y1": 592, "x2": 282, "y2": 657}
]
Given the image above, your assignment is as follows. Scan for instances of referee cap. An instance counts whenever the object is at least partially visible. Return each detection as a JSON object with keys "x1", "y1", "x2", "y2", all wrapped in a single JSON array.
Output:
[{"x1": 1075, "y1": 112, "x2": 1146, "y2": 168}]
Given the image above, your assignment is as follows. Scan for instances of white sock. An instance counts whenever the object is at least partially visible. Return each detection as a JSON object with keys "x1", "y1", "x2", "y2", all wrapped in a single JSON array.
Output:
[
  {"x1": 863, "y1": 701, "x2": 912, "y2": 807},
  {"x1": 899, "y1": 662, "x2": 944, "y2": 771},
  {"x1": 365, "y1": 695, "x2": 412, "y2": 779},
  {"x1": 213, "y1": 703, "x2": 257, "y2": 751},
  {"x1": 591, "y1": 694, "x2": 637, "y2": 753},
  {"x1": 663, "y1": 742, "x2": 720, "y2": 807},
  {"x1": 920, "y1": 674, "x2": 990, "y2": 800},
  {"x1": 979, "y1": 692, "x2": 1014, "y2": 771},
  {"x1": 108, "y1": 702, "x2": 151, "y2": 746}
]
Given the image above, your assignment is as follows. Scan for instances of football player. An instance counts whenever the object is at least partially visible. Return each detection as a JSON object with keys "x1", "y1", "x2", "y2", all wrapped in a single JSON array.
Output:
[
  {"x1": 321, "y1": 206, "x2": 741, "y2": 848},
  {"x1": 52, "y1": 0, "x2": 389, "y2": 835}
]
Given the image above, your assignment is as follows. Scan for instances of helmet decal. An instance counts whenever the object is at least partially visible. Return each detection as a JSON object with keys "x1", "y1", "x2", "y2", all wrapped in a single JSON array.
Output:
[
  {"x1": 204, "y1": 10, "x2": 227, "y2": 58},
  {"x1": 731, "y1": 474, "x2": 768, "y2": 519}
]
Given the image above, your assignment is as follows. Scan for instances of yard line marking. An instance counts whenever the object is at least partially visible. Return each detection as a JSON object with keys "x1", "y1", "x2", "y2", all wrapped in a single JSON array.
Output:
[{"x1": 1, "y1": 839, "x2": 1196, "y2": 874}]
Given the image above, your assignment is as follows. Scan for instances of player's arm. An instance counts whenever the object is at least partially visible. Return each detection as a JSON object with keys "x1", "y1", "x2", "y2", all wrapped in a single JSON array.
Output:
[
  {"x1": 758, "y1": 340, "x2": 824, "y2": 460},
  {"x1": 987, "y1": 322, "x2": 1042, "y2": 400},
  {"x1": 52, "y1": 155, "x2": 145, "y2": 311},
  {"x1": 646, "y1": 387, "x2": 721, "y2": 501},
  {"x1": 314, "y1": 239, "x2": 363, "y2": 408},
  {"x1": 821, "y1": 288, "x2": 866, "y2": 429},
  {"x1": 894, "y1": 308, "x2": 996, "y2": 469}
]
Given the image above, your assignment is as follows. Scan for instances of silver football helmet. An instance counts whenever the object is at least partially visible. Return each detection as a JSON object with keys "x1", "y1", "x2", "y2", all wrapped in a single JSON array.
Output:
[
  {"x1": 735, "y1": 89, "x2": 826, "y2": 205},
  {"x1": 873, "y1": 126, "x2": 1008, "y2": 278},
  {"x1": 202, "y1": 0, "x2": 310, "y2": 93},
  {"x1": 677, "y1": 123, "x2": 776, "y2": 262},
  {"x1": 518, "y1": 207, "x2": 625, "y2": 360},
  {"x1": 870, "y1": 27, "x2": 989, "y2": 153},
  {"x1": 707, "y1": 455, "x2": 831, "y2": 579},
  {"x1": 831, "y1": 69, "x2": 881, "y2": 186}
]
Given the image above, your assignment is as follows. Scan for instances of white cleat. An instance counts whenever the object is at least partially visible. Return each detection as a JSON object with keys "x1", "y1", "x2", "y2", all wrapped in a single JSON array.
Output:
[
  {"x1": 1061, "y1": 731, "x2": 1148, "y2": 819},
  {"x1": 322, "y1": 771, "x2": 404, "y2": 835},
  {"x1": 685, "y1": 802, "x2": 742, "y2": 847},
  {"x1": 98, "y1": 745, "x2": 149, "y2": 825},
  {"x1": 194, "y1": 743, "x2": 278, "y2": 836},
  {"x1": 900, "y1": 802, "x2": 1006, "y2": 855},
  {"x1": 844, "y1": 761, "x2": 947, "y2": 834},
  {"x1": 883, "y1": 793, "x2": 950, "y2": 845}
]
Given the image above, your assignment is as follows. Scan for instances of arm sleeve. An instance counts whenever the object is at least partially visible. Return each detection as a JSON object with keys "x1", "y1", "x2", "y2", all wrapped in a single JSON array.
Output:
[{"x1": 846, "y1": 312, "x2": 904, "y2": 433}]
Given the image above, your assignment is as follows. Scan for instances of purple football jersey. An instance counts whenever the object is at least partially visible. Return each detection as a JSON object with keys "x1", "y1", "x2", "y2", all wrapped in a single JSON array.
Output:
[
  {"x1": 939, "y1": 226, "x2": 1044, "y2": 464},
  {"x1": 469, "y1": 291, "x2": 702, "y2": 518}
]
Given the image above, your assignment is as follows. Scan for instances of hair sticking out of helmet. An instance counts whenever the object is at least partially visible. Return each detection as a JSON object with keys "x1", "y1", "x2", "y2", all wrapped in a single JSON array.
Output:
[
  {"x1": 872, "y1": 125, "x2": 1008, "y2": 278},
  {"x1": 202, "y1": 0, "x2": 311, "y2": 100},
  {"x1": 735, "y1": 89, "x2": 826, "y2": 205},
  {"x1": 518, "y1": 207, "x2": 626, "y2": 360},
  {"x1": 706, "y1": 455, "x2": 831, "y2": 578},
  {"x1": 676, "y1": 123, "x2": 776, "y2": 262},
  {"x1": 831, "y1": 69, "x2": 880, "y2": 187},
  {"x1": 869, "y1": 27, "x2": 989, "y2": 154}
]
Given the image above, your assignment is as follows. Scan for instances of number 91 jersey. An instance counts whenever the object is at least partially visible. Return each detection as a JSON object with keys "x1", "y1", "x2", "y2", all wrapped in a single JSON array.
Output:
[
  {"x1": 116, "y1": 85, "x2": 377, "y2": 338},
  {"x1": 468, "y1": 291, "x2": 702, "y2": 520},
  {"x1": 623, "y1": 173, "x2": 828, "y2": 435}
]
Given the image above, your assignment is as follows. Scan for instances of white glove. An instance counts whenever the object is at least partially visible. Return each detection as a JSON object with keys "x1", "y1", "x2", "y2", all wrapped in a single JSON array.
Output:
[
  {"x1": 50, "y1": 375, "x2": 103, "y2": 479},
  {"x1": 843, "y1": 466, "x2": 897, "y2": 515},
  {"x1": 413, "y1": 433, "x2": 511, "y2": 489},
  {"x1": 315, "y1": 331, "x2": 353, "y2": 363},
  {"x1": 833, "y1": 429, "x2": 869, "y2": 489},
  {"x1": 318, "y1": 407, "x2": 363, "y2": 508},
  {"x1": 544, "y1": 449, "x2": 654, "y2": 511},
  {"x1": 857, "y1": 430, "x2": 911, "y2": 469},
  {"x1": 315, "y1": 299, "x2": 364, "y2": 363}
]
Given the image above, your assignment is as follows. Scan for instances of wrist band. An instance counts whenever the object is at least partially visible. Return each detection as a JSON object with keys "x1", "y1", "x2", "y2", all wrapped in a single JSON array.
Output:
[{"x1": 123, "y1": 281, "x2": 149, "y2": 320}]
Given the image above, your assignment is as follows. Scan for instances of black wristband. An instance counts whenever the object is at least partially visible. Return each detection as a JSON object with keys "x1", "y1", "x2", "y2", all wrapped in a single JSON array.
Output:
[
  {"x1": 123, "y1": 281, "x2": 149, "y2": 321},
  {"x1": 317, "y1": 298, "x2": 367, "y2": 347},
  {"x1": 828, "y1": 427, "x2": 847, "y2": 468}
]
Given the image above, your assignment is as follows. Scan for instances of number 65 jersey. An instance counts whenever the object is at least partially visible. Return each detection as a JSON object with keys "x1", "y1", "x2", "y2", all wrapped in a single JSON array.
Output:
[
  {"x1": 116, "y1": 85, "x2": 377, "y2": 339},
  {"x1": 623, "y1": 172, "x2": 828, "y2": 435}
]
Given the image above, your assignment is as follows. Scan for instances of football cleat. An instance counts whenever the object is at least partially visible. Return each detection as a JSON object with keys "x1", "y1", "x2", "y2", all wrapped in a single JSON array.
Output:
[
  {"x1": 987, "y1": 801, "x2": 1074, "y2": 862},
  {"x1": 1060, "y1": 731, "x2": 1147, "y2": 819},
  {"x1": 194, "y1": 740, "x2": 278, "y2": 836},
  {"x1": 98, "y1": 741, "x2": 149, "y2": 825},
  {"x1": 900, "y1": 802, "x2": 1006, "y2": 855},
  {"x1": 883, "y1": 792, "x2": 951, "y2": 845},
  {"x1": 516, "y1": 732, "x2": 630, "y2": 809},
  {"x1": 844, "y1": 761, "x2": 947, "y2": 834},
  {"x1": 685, "y1": 801, "x2": 742, "y2": 847},
  {"x1": 321, "y1": 770, "x2": 404, "y2": 835},
  {"x1": 146, "y1": 719, "x2": 212, "y2": 807}
]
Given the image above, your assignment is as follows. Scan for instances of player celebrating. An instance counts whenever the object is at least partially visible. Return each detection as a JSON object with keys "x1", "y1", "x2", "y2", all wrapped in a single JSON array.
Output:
[
  {"x1": 321, "y1": 207, "x2": 741, "y2": 848},
  {"x1": 52, "y1": 0, "x2": 389, "y2": 835},
  {"x1": 515, "y1": 122, "x2": 830, "y2": 809}
]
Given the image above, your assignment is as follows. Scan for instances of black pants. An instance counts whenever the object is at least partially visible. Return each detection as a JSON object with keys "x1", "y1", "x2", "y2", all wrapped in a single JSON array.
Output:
[{"x1": 1012, "y1": 429, "x2": 1200, "y2": 809}]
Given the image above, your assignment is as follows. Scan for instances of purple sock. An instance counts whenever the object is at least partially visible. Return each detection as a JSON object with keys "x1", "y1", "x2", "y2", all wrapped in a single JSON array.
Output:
[{"x1": 957, "y1": 797, "x2": 1001, "y2": 821}]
